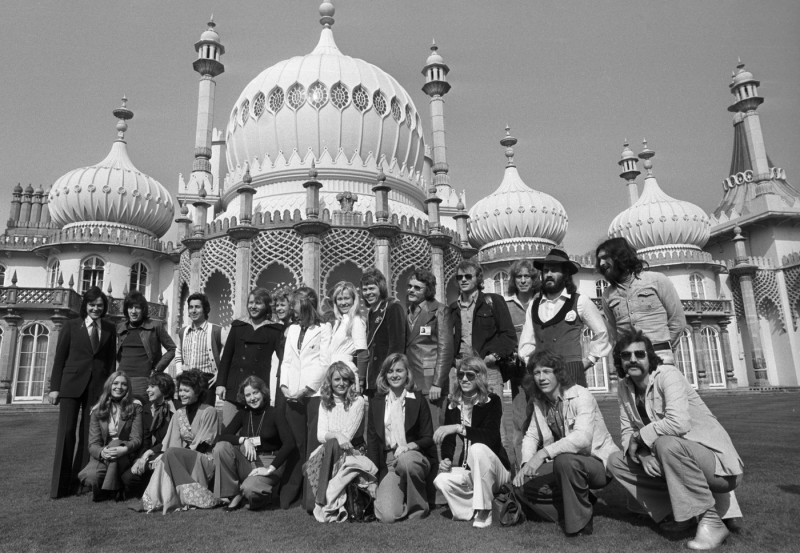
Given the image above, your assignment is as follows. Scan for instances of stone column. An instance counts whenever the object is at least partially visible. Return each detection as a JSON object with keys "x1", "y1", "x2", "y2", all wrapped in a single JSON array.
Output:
[
  {"x1": 717, "y1": 319, "x2": 738, "y2": 389},
  {"x1": 293, "y1": 165, "x2": 330, "y2": 295},
  {"x1": 229, "y1": 228, "x2": 258, "y2": 317},
  {"x1": 369, "y1": 170, "x2": 399, "y2": 284},
  {"x1": 428, "y1": 233, "x2": 451, "y2": 302},
  {"x1": 690, "y1": 319, "x2": 710, "y2": 389},
  {"x1": 0, "y1": 312, "x2": 22, "y2": 403}
]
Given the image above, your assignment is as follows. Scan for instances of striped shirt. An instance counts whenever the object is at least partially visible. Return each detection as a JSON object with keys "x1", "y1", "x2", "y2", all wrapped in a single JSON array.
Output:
[{"x1": 183, "y1": 321, "x2": 214, "y2": 374}]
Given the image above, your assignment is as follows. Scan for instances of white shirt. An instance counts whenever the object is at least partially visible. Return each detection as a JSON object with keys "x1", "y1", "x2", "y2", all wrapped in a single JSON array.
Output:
[{"x1": 84, "y1": 316, "x2": 101, "y2": 341}]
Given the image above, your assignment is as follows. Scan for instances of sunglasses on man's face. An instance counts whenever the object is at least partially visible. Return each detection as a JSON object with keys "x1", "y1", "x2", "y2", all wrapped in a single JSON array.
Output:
[
  {"x1": 456, "y1": 274, "x2": 474, "y2": 281},
  {"x1": 456, "y1": 371, "x2": 477, "y2": 381},
  {"x1": 620, "y1": 350, "x2": 647, "y2": 360}
]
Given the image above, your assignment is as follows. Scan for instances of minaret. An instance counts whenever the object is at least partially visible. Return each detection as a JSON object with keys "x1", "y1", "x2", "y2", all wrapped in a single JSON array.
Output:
[
  {"x1": 181, "y1": 18, "x2": 225, "y2": 213},
  {"x1": 618, "y1": 140, "x2": 640, "y2": 206},
  {"x1": 727, "y1": 60, "x2": 769, "y2": 178},
  {"x1": 422, "y1": 41, "x2": 453, "y2": 199}
]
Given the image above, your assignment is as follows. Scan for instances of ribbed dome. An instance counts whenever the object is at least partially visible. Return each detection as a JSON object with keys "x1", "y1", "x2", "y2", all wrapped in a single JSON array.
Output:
[
  {"x1": 48, "y1": 102, "x2": 174, "y2": 237},
  {"x1": 468, "y1": 129, "x2": 568, "y2": 248},
  {"x1": 225, "y1": 4, "x2": 425, "y2": 188},
  {"x1": 608, "y1": 175, "x2": 710, "y2": 250}
]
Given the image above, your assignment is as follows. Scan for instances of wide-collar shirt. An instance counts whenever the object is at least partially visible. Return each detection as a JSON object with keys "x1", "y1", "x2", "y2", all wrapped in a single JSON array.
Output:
[
  {"x1": 184, "y1": 321, "x2": 214, "y2": 374},
  {"x1": 457, "y1": 291, "x2": 479, "y2": 358},
  {"x1": 84, "y1": 316, "x2": 101, "y2": 341}
]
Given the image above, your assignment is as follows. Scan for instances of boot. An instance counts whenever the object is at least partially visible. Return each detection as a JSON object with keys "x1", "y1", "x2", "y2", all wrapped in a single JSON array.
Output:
[{"x1": 687, "y1": 509, "x2": 729, "y2": 550}]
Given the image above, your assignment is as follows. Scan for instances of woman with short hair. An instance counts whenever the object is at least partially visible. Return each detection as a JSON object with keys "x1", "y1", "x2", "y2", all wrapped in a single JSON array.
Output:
[
  {"x1": 79, "y1": 371, "x2": 143, "y2": 501},
  {"x1": 213, "y1": 376, "x2": 295, "y2": 511},
  {"x1": 434, "y1": 356, "x2": 510, "y2": 528},
  {"x1": 141, "y1": 370, "x2": 220, "y2": 513},
  {"x1": 367, "y1": 353, "x2": 435, "y2": 522}
]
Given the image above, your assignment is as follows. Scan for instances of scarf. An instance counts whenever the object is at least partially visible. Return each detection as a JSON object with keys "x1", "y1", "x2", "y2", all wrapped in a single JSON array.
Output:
[{"x1": 384, "y1": 390, "x2": 408, "y2": 450}]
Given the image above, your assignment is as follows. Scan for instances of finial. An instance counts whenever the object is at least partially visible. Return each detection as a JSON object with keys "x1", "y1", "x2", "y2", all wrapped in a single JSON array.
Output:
[
  {"x1": 180, "y1": 202, "x2": 189, "y2": 216},
  {"x1": 208, "y1": 14, "x2": 215, "y2": 28},
  {"x1": 158, "y1": 291, "x2": 165, "y2": 304},
  {"x1": 113, "y1": 95, "x2": 134, "y2": 140},
  {"x1": 319, "y1": 2, "x2": 335, "y2": 27},
  {"x1": 431, "y1": 38, "x2": 438, "y2": 52},
  {"x1": 500, "y1": 125, "x2": 517, "y2": 166},
  {"x1": 68, "y1": 274, "x2": 74, "y2": 289},
  {"x1": 57, "y1": 272, "x2": 64, "y2": 287},
  {"x1": 243, "y1": 163, "x2": 252, "y2": 185},
  {"x1": 107, "y1": 282, "x2": 113, "y2": 294},
  {"x1": 638, "y1": 138, "x2": 655, "y2": 175},
  {"x1": 198, "y1": 182, "x2": 207, "y2": 198},
  {"x1": 377, "y1": 168, "x2": 386, "y2": 183},
  {"x1": 309, "y1": 159, "x2": 318, "y2": 180},
  {"x1": 11, "y1": 271, "x2": 18, "y2": 286},
  {"x1": 122, "y1": 283, "x2": 129, "y2": 295}
]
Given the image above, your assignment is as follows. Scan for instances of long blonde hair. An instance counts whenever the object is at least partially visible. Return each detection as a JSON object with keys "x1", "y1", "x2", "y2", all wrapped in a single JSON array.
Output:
[{"x1": 331, "y1": 281, "x2": 362, "y2": 339}]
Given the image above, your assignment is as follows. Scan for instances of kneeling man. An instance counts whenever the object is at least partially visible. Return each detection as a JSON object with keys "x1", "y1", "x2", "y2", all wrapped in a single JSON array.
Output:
[
  {"x1": 607, "y1": 331, "x2": 743, "y2": 550},
  {"x1": 513, "y1": 350, "x2": 618, "y2": 536}
]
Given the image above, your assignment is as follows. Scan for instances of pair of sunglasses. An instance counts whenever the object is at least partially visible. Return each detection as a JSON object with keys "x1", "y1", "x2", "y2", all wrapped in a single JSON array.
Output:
[
  {"x1": 620, "y1": 350, "x2": 647, "y2": 360},
  {"x1": 456, "y1": 371, "x2": 477, "y2": 381},
  {"x1": 456, "y1": 274, "x2": 474, "y2": 281}
]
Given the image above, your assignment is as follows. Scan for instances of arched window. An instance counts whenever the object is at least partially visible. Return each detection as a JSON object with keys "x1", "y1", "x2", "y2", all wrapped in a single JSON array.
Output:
[
  {"x1": 47, "y1": 259, "x2": 61, "y2": 288},
  {"x1": 13, "y1": 323, "x2": 50, "y2": 401},
  {"x1": 701, "y1": 327, "x2": 726, "y2": 388},
  {"x1": 689, "y1": 273, "x2": 706, "y2": 300},
  {"x1": 581, "y1": 328, "x2": 608, "y2": 391},
  {"x1": 493, "y1": 271, "x2": 509, "y2": 295},
  {"x1": 0, "y1": 264, "x2": 6, "y2": 286},
  {"x1": 595, "y1": 279, "x2": 608, "y2": 298},
  {"x1": 129, "y1": 262, "x2": 148, "y2": 294},
  {"x1": 81, "y1": 256, "x2": 104, "y2": 293},
  {"x1": 674, "y1": 329, "x2": 697, "y2": 387}
]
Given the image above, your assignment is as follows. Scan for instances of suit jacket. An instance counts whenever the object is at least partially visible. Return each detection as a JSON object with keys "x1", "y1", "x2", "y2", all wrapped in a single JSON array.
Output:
[
  {"x1": 367, "y1": 391, "x2": 435, "y2": 475},
  {"x1": 450, "y1": 292, "x2": 517, "y2": 361},
  {"x1": 365, "y1": 299, "x2": 407, "y2": 391},
  {"x1": 617, "y1": 365, "x2": 742, "y2": 476},
  {"x1": 441, "y1": 393, "x2": 510, "y2": 470},
  {"x1": 116, "y1": 319, "x2": 176, "y2": 373},
  {"x1": 50, "y1": 318, "x2": 117, "y2": 401},
  {"x1": 218, "y1": 320, "x2": 283, "y2": 403},
  {"x1": 404, "y1": 299, "x2": 454, "y2": 393},
  {"x1": 87, "y1": 401, "x2": 144, "y2": 460},
  {"x1": 279, "y1": 323, "x2": 332, "y2": 395}
]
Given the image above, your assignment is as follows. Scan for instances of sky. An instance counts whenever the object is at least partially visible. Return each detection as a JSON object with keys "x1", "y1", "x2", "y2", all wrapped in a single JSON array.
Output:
[{"x1": 3, "y1": 0, "x2": 799, "y2": 255}]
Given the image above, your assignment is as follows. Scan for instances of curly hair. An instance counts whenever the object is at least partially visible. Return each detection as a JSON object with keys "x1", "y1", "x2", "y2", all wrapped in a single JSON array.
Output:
[
  {"x1": 449, "y1": 356, "x2": 491, "y2": 406},
  {"x1": 375, "y1": 353, "x2": 417, "y2": 395},
  {"x1": 271, "y1": 286, "x2": 295, "y2": 324},
  {"x1": 123, "y1": 291, "x2": 149, "y2": 322},
  {"x1": 361, "y1": 267, "x2": 389, "y2": 302},
  {"x1": 148, "y1": 372, "x2": 175, "y2": 399},
  {"x1": 527, "y1": 350, "x2": 575, "y2": 402},
  {"x1": 80, "y1": 287, "x2": 109, "y2": 319},
  {"x1": 319, "y1": 362, "x2": 360, "y2": 411},
  {"x1": 595, "y1": 237, "x2": 646, "y2": 278},
  {"x1": 507, "y1": 259, "x2": 540, "y2": 297},
  {"x1": 94, "y1": 371, "x2": 137, "y2": 422},
  {"x1": 175, "y1": 369, "x2": 206, "y2": 402},
  {"x1": 236, "y1": 375, "x2": 270, "y2": 406},
  {"x1": 612, "y1": 330, "x2": 663, "y2": 379},
  {"x1": 409, "y1": 269, "x2": 437, "y2": 302},
  {"x1": 186, "y1": 292, "x2": 211, "y2": 318}
]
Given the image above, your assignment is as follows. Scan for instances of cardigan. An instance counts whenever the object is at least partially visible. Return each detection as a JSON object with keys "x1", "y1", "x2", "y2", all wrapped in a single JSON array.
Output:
[
  {"x1": 218, "y1": 405, "x2": 295, "y2": 470},
  {"x1": 441, "y1": 393, "x2": 510, "y2": 470}
]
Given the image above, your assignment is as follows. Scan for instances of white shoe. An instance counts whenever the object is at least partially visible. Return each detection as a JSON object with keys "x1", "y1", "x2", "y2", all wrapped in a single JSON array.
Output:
[{"x1": 473, "y1": 510, "x2": 492, "y2": 528}]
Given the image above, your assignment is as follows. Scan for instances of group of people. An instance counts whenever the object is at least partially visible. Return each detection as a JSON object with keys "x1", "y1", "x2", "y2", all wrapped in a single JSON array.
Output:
[{"x1": 47, "y1": 237, "x2": 743, "y2": 550}]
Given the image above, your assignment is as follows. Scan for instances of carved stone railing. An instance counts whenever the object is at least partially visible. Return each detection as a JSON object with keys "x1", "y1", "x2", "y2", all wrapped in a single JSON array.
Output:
[{"x1": 0, "y1": 286, "x2": 167, "y2": 321}]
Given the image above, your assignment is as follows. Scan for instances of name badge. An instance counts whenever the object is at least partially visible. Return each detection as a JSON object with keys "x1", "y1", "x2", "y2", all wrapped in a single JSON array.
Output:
[
  {"x1": 250, "y1": 437, "x2": 261, "y2": 447},
  {"x1": 420, "y1": 325, "x2": 432, "y2": 336}
]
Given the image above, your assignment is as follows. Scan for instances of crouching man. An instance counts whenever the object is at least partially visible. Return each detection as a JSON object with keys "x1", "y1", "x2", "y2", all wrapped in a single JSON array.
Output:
[
  {"x1": 607, "y1": 331, "x2": 743, "y2": 550},
  {"x1": 512, "y1": 350, "x2": 618, "y2": 536}
]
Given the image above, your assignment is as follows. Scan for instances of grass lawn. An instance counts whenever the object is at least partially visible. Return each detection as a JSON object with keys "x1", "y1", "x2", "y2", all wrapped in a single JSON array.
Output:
[{"x1": 1, "y1": 394, "x2": 798, "y2": 553}]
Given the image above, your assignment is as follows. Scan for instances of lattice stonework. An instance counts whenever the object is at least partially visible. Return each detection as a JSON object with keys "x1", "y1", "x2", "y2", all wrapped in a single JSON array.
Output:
[
  {"x1": 179, "y1": 250, "x2": 191, "y2": 287},
  {"x1": 444, "y1": 245, "x2": 464, "y2": 287},
  {"x1": 321, "y1": 228, "x2": 375, "y2": 291},
  {"x1": 200, "y1": 236, "x2": 237, "y2": 289},
  {"x1": 250, "y1": 230, "x2": 304, "y2": 288},
  {"x1": 389, "y1": 233, "x2": 432, "y2": 292},
  {"x1": 784, "y1": 265, "x2": 800, "y2": 331}
]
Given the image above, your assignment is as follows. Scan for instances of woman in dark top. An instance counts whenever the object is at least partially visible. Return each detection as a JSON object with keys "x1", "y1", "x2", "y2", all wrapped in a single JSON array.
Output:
[
  {"x1": 116, "y1": 291, "x2": 176, "y2": 404},
  {"x1": 367, "y1": 353, "x2": 435, "y2": 522},
  {"x1": 214, "y1": 376, "x2": 295, "y2": 511},
  {"x1": 121, "y1": 372, "x2": 177, "y2": 497},
  {"x1": 78, "y1": 371, "x2": 143, "y2": 501},
  {"x1": 434, "y1": 356, "x2": 510, "y2": 528}
]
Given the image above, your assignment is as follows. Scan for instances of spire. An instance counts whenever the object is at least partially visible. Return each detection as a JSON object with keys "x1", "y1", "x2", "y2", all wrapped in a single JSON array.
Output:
[
  {"x1": 312, "y1": 2, "x2": 340, "y2": 54},
  {"x1": 619, "y1": 140, "x2": 640, "y2": 206},
  {"x1": 500, "y1": 125, "x2": 517, "y2": 167},
  {"x1": 112, "y1": 96, "x2": 133, "y2": 142},
  {"x1": 422, "y1": 41, "x2": 451, "y2": 97},
  {"x1": 638, "y1": 138, "x2": 655, "y2": 177}
]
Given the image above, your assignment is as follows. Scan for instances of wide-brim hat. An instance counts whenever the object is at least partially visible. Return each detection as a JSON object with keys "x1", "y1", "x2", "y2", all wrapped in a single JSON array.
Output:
[{"x1": 533, "y1": 248, "x2": 581, "y2": 275}]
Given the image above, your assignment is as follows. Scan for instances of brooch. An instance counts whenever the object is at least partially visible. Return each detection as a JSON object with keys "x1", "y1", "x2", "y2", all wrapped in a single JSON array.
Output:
[{"x1": 565, "y1": 311, "x2": 577, "y2": 322}]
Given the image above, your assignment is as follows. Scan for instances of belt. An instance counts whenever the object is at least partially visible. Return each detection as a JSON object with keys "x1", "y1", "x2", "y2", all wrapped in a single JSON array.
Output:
[{"x1": 652, "y1": 341, "x2": 672, "y2": 351}]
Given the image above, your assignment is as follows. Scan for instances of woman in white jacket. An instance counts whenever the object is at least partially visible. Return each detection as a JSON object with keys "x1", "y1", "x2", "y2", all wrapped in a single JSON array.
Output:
[
  {"x1": 278, "y1": 286, "x2": 331, "y2": 507},
  {"x1": 326, "y1": 281, "x2": 368, "y2": 387}
]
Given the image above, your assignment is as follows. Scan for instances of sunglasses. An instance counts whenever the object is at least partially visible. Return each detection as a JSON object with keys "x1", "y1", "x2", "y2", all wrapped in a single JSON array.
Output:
[
  {"x1": 456, "y1": 274, "x2": 474, "y2": 281},
  {"x1": 456, "y1": 371, "x2": 477, "y2": 381},
  {"x1": 620, "y1": 350, "x2": 647, "y2": 360}
]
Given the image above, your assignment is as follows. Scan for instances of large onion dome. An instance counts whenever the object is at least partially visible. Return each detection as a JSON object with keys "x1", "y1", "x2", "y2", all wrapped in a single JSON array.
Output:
[
  {"x1": 48, "y1": 98, "x2": 175, "y2": 238},
  {"x1": 468, "y1": 128, "x2": 568, "y2": 256}
]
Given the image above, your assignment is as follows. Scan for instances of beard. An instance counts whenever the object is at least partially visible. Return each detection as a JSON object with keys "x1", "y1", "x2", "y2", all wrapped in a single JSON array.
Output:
[{"x1": 543, "y1": 276, "x2": 565, "y2": 293}]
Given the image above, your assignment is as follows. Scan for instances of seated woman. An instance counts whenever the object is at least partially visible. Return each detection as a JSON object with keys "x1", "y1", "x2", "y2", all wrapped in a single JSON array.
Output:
[
  {"x1": 367, "y1": 353, "x2": 435, "y2": 523},
  {"x1": 79, "y1": 371, "x2": 143, "y2": 501},
  {"x1": 307, "y1": 362, "x2": 366, "y2": 513},
  {"x1": 213, "y1": 376, "x2": 295, "y2": 511},
  {"x1": 122, "y1": 372, "x2": 177, "y2": 497},
  {"x1": 434, "y1": 357, "x2": 510, "y2": 528},
  {"x1": 141, "y1": 370, "x2": 220, "y2": 513}
]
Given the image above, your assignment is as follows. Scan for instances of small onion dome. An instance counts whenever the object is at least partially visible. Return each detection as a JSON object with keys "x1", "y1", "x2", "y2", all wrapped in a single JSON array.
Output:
[
  {"x1": 425, "y1": 40, "x2": 445, "y2": 65},
  {"x1": 48, "y1": 99, "x2": 175, "y2": 237},
  {"x1": 608, "y1": 175, "x2": 710, "y2": 250},
  {"x1": 468, "y1": 128, "x2": 568, "y2": 248},
  {"x1": 200, "y1": 19, "x2": 220, "y2": 42},
  {"x1": 730, "y1": 59, "x2": 758, "y2": 89}
]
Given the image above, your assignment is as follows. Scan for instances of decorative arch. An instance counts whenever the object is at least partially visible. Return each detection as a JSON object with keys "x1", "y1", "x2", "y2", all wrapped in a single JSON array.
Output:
[
  {"x1": 675, "y1": 328, "x2": 697, "y2": 387},
  {"x1": 80, "y1": 255, "x2": 105, "y2": 293},
  {"x1": 13, "y1": 323, "x2": 50, "y2": 401},
  {"x1": 492, "y1": 271, "x2": 510, "y2": 296},
  {"x1": 47, "y1": 259, "x2": 61, "y2": 288},
  {"x1": 323, "y1": 260, "x2": 363, "y2": 300},
  {"x1": 177, "y1": 282, "x2": 189, "y2": 331},
  {"x1": 757, "y1": 297, "x2": 786, "y2": 334},
  {"x1": 200, "y1": 237, "x2": 237, "y2": 290},
  {"x1": 690, "y1": 273, "x2": 706, "y2": 300},
  {"x1": 0, "y1": 264, "x2": 6, "y2": 286},
  {"x1": 251, "y1": 231, "x2": 303, "y2": 289},
  {"x1": 205, "y1": 271, "x2": 234, "y2": 327},
  {"x1": 129, "y1": 261, "x2": 149, "y2": 294},
  {"x1": 701, "y1": 326, "x2": 726, "y2": 388},
  {"x1": 254, "y1": 262, "x2": 297, "y2": 293}
]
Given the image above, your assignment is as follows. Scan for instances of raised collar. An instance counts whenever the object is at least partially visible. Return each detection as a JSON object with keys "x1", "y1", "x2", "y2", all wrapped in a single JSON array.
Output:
[{"x1": 540, "y1": 289, "x2": 572, "y2": 304}]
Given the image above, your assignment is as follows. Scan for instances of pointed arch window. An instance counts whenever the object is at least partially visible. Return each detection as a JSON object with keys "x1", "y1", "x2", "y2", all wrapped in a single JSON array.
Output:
[
  {"x1": 268, "y1": 87, "x2": 284, "y2": 113},
  {"x1": 129, "y1": 262, "x2": 148, "y2": 294},
  {"x1": 13, "y1": 323, "x2": 50, "y2": 401},
  {"x1": 287, "y1": 83, "x2": 306, "y2": 110},
  {"x1": 353, "y1": 85, "x2": 369, "y2": 112},
  {"x1": 405, "y1": 105, "x2": 413, "y2": 128},
  {"x1": 47, "y1": 259, "x2": 61, "y2": 288},
  {"x1": 701, "y1": 327, "x2": 726, "y2": 388},
  {"x1": 81, "y1": 257, "x2": 105, "y2": 294},
  {"x1": 330, "y1": 82, "x2": 349, "y2": 110},
  {"x1": 308, "y1": 82, "x2": 328, "y2": 109},
  {"x1": 391, "y1": 97, "x2": 402, "y2": 122},
  {"x1": 493, "y1": 272, "x2": 509, "y2": 295},
  {"x1": 240, "y1": 99, "x2": 250, "y2": 125},
  {"x1": 581, "y1": 328, "x2": 609, "y2": 391},
  {"x1": 0, "y1": 264, "x2": 5, "y2": 286},
  {"x1": 690, "y1": 273, "x2": 706, "y2": 300},
  {"x1": 253, "y1": 92, "x2": 266, "y2": 118},
  {"x1": 595, "y1": 279, "x2": 609, "y2": 298},
  {"x1": 675, "y1": 329, "x2": 697, "y2": 388},
  {"x1": 372, "y1": 91, "x2": 387, "y2": 116}
]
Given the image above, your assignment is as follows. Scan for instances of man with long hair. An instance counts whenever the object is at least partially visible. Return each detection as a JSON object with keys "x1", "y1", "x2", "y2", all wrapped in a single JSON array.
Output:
[
  {"x1": 361, "y1": 267, "x2": 406, "y2": 397},
  {"x1": 595, "y1": 237, "x2": 686, "y2": 364},
  {"x1": 607, "y1": 331, "x2": 742, "y2": 550}
]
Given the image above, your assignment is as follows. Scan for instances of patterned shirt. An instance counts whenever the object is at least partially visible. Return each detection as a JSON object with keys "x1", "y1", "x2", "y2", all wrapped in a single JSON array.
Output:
[
  {"x1": 458, "y1": 291, "x2": 478, "y2": 358},
  {"x1": 184, "y1": 321, "x2": 214, "y2": 374}
]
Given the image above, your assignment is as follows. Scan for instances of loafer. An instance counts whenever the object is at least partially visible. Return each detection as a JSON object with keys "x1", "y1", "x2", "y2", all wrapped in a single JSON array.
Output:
[{"x1": 473, "y1": 510, "x2": 492, "y2": 528}]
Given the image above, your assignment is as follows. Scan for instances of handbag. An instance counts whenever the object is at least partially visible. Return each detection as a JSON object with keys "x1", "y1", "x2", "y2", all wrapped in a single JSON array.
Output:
[
  {"x1": 345, "y1": 481, "x2": 375, "y2": 523},
  {"x1": 492, "y1": 483, "x2": 526, "y2": 526}
]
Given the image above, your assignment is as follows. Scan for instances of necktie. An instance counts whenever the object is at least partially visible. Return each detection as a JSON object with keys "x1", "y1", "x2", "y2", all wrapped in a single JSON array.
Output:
[{"x1": 90, "y1": 322, "x2": 100, "y2": 353}]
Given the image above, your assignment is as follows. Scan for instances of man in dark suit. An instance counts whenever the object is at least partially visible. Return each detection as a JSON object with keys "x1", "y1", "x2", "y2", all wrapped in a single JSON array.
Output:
[
  {"x1": 49, "y1": 286, "x2": 117, "y2": 499},
  {"x1": 361, "y1": 267, "x2": 406, "y2": 397},
  {"x1": 404, "y1": 268, "x2": 454, "y2": 427}
]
